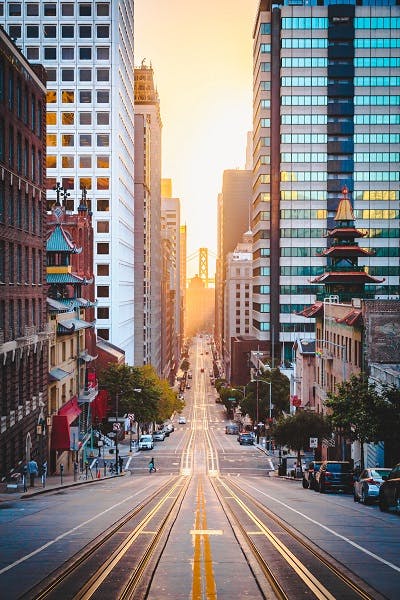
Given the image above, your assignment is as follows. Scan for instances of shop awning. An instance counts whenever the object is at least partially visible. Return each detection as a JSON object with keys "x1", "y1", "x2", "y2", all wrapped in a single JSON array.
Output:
[
  {"x1": 59, "y1": 396, "x2": 81, "y2": 425},
  {"x1": 50, "y1": 415, "x2": 71, "y2": 451},
  {"x1": 91, "y1": 389, "x2": 109, "y2": 421}
]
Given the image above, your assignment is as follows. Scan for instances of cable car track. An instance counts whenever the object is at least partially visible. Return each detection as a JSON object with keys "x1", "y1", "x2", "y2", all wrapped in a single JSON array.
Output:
[{"x1": 22, "y1": 475, "x2": 191, "y2": 600}]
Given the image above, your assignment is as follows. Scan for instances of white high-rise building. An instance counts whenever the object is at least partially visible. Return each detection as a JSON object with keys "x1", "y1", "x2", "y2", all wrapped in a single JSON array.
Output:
[{"x1": 1, "y1": 1, "x2": 136, "y2": 363}]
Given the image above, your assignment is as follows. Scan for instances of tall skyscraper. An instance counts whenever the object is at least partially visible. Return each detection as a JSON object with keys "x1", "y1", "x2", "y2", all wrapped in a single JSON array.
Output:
[
  {"x1": 215, "y1": 169, "x2": 252, "y2": 359},
  {"x1": 252, "y1": 0, "x2": 400, "y2": 364},
  {"x1": 1, "y1": 1, "x2": 136, "y2": 363},
  {"x1": 161, "y1": 180, "x2": 181, "y2": 370},
  {"x1": 134, "y1": 63, "x2": 162, "y2": 373}
]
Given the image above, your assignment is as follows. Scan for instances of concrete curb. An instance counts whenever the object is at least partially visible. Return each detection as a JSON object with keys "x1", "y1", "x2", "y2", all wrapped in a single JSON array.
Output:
[{"x1": 19, "y1": 473, "x2": 126, "y2": 499}]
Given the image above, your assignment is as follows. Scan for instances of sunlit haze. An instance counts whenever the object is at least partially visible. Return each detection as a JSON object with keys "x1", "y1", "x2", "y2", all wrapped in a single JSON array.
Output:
[{"x1": 135, "y1": 0, "x2": 258, "y2": 278}]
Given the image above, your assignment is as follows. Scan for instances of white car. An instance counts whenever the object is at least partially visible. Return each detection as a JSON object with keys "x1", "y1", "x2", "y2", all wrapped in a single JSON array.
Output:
[
  {"x1": 178, "y1": 416, "x2": 186, "y2": 424},
  {"x1": 138, "y1": 434, "x2": 154, "y2": 450}
]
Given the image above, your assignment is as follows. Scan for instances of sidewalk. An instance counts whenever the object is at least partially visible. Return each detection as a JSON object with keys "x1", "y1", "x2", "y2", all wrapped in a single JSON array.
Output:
[{"x1": 0, "y1": 470, "x2": 125, "y2": 502}]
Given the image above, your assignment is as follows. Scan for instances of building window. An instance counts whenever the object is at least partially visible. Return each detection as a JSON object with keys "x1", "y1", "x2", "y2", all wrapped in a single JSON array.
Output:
[
  {"x1": 97, "y1": 112, "x2": 109, "y2": 125},
  {"x1": 96, "y1": 26, "x2": 109, "y2": 38},
  {"x1": 62, "y1": 90, "x2": 74, "y2": 103},
  {"x1": 79, "y1": 112, "x2": 92, "y2": 125},
  {"x1": 97, "y1": 221, "x2": 109, "y2": 233},
  {"x1": 97, "y1": 264, "x2": 109, "y2": 276},
  {"x1": 97, "y1": 328, "x2": 109, "y2": 340},
  {"x1": 9, "y1": 4, "x2": 22, "y2": 16},
  {"x1": 79, "y1": 69, "x2": 92, "y2": 82},
  {"x1": 62, "y1": 25, "x2": 74, "y2": 38},
  {"x1": 79, "y1": 25, "x2": 92, "y2": 38},
  {"x1": 44, "y1": 47, "x2": 57, "y2": 60},
  {"x1": 79, "y1": 47, "x2": 92, "y2": 59},
  {"x1": 61, "y1": 3, "x2": 74, "y2": 16},
  {"x1": 97, "y1": 3, "x2": 109, "y2": 16},
  {"x1": 62, "y1": 134, "x2": 74, "y2": 147},
  {"x1": 97, "y1": 307, "x2": 109, "y2": 319},
  {"x1": 79, "y1": 3, "x2": 91, "y2": 16},
  {"x1": 62, "y1": 69, "x2": 74, "y2": 82},
  {"x1": 62, "y1": 112, "x2": 74, "y2": 125},
  {"x1": 9, "y1": 25, "x2": 21, "y2": 39},
  {"x1": 79, "y1": 90, "x2": 92, "y2": 103},
  {"x1": 97, "y1": 177, "x2": 109, "y2": 190},
  {"x1": 97, "y1": 90, "x2": 109, "y2": 103},
  {"x1": 96, "y1": 69, "x2": 109, "y2": 82},
  {"x1": 62, "y1": 155, "x2": 74, "y2": 168},
  {"x1": 79, "y1": 134, "x2": 92, "y2": 147},
  {"x1": 26, "y1": 47, "x2": 39, "y2": 60},
  {"x1": 97, "y1": 285, "x2": 109, "y2": 297},
  {"x1": 97, "y1": 199, "x2": 109, "y2": 211},
  {"x1": 79, "y1": 156, "x2": 92, "y2": 168},
  {"x1": 44, "y1": 25, "x2": 57, "y2": 38},
  {"x1": 97, "y1": 47, "x2": 109, "y2": 60},
  {"x1": 97, "y1": 135, "x2": 109, "y2": 147},
  {"x1": 61, "y1": 47, "x2": 74, "y2": 60},
  {"x1": 97, "y1": 243, "x2": 109, "y2": 254},
  {"x1": 97, "y1": 156, "x2": 109, "y2": 168}
]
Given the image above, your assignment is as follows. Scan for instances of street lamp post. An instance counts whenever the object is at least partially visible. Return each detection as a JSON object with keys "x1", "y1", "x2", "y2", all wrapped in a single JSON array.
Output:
[{"x1": 114, "y1": 393, "x2": 119, "y2": 475}]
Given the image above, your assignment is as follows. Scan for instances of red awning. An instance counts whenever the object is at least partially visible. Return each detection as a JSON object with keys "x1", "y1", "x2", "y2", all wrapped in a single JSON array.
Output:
[
  {"x1": 59, "y1": 396, "x2": 81, "y2": 425},
  {"x1": 50, "y1": 415, "x2": 71, "y2": 451}
]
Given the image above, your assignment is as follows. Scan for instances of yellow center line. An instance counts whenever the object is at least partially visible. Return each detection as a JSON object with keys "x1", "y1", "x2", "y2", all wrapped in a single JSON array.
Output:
[{"x1": 191, "y1": 477, "x2": 217, "y2": 599}]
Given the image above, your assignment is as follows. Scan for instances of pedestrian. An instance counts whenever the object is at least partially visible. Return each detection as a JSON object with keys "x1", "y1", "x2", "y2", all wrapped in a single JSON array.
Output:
[
  {"x1": 148, "y1": 457, "x2": 156, "y2": 473},
  {"x1": 27, "y1": 458, "x2": 38, "y2": 487},
  {"x1": 118, "y1": 455, "x2": 123, "y2": 473},
  {"x1": 41, "y1": 461, "x2": 47, "y2": 487}
]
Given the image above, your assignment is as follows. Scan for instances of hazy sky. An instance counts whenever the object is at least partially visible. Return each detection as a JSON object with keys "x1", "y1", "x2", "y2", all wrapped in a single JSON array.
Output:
[{"x1": 135, "y1": 0, "x2": 258, "y2": 277}]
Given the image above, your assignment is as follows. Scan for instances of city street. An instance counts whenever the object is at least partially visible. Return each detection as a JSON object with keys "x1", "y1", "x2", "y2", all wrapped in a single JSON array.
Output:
[{"x1": 0, "y1": 337, "x2": 399, "y2": 599}]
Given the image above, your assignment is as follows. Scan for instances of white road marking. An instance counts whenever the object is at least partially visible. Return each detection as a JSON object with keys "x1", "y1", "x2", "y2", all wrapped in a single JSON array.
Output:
[
  {"x1": 241, "y1": 480, "x2": 400, "y2": 573},
  {"x1": 0, "y1": 482, "x2": 155, "y2": 575}
]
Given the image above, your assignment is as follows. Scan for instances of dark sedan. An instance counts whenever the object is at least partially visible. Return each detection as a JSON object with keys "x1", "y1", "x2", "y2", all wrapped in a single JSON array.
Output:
[
  {"x1": 379, "y1": 463, "x2": 400, "y2": 513},
  {"x1": 238, "y1": 433, "x2": 254, "y2": 446},
  {"x1": 315, "y1": 461, "x2": 353, "y2": 494}
]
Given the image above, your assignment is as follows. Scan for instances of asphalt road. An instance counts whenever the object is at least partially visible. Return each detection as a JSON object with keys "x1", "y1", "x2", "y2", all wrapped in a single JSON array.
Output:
[{"x1": 0, "y1": 336, "x2": 399, "y2": 599}]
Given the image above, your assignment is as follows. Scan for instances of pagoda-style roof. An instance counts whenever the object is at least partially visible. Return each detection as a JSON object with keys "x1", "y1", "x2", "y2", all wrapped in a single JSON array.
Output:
[
  {"x1": 47, "y1": 297, "x2": 74, "y2": 312},
  {"x1": 47, "y1": 224, "x2": 82, "y2": 253},
  {"x1": 311, "y1": 271, "x2": 383, "y2": 284},
  {"x1": 334, "y1": 188, "x2": 355, "y2": 222},
  {"x1": 297, "y1": 302, "x2": 323, "y2": 318},
  {"x1": 326, "y1": 227, "x2": 366, "y2": 239},
  {"x1": 335, "y1": 309, "x2": 362, "y2": 327},
  {"x1": 321, "y1": 245, "x2": 372, "y2": 257},
  {"x1": 47, "y1": 272, "x2": 90, "y2": 284}
]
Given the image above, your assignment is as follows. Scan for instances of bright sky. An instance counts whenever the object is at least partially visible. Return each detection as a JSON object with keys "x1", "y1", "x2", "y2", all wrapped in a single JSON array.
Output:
[{"x1": 135, "y1": 0, "x2": 258, "y2": 278}]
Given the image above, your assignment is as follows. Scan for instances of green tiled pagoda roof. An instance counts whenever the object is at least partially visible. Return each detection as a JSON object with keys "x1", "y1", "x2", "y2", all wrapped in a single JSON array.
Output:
[
  {"x1": 47, "y1": 273, "x2": 86, "y2": 284},
  {"x1": 47, "y1": 224, "x2": 81, "y2": 253}
]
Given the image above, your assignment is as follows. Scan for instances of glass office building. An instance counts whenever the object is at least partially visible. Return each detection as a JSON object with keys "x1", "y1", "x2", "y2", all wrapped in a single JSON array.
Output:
[
  {"x1": 1, "y1": 1, "x2": 136, "y2": 363},
  {"x1": 252, "y1": 0, "x2": 400, "y2": 362}
]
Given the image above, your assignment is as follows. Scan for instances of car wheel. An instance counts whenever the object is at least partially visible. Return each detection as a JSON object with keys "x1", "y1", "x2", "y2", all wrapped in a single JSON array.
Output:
[{"x1": 302, "y1": 478, "x2": 309, "y2": 489}]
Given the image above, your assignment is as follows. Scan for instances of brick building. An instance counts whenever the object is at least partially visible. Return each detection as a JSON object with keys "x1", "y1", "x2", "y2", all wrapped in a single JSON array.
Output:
[{"x1": 0, "y1": 28, "x2": 48, "y2": 478}]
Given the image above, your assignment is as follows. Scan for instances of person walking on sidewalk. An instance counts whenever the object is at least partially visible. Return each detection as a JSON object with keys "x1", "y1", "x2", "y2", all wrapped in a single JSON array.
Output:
[
  {"x1": 118, "y1": 455, "x2": 123, "y2": 474},
  {"x1": 148, "y1": 457, "x2": 156, "y2": 473},
  {"x1": 27, "y1": 459, "x2": 38, "y2": 487}
]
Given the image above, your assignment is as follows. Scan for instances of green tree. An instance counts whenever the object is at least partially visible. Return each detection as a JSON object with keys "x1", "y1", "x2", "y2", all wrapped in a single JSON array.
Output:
[
  {"x1": 273, "y1": 411, "x2": 332, "y2": 467},
  {"x1": 157, "y1": 378, "x2": 185, "y2": 422},
  {"x1": 239, "y1": 369, "x2": 290, "y2": 423},
  {"x1": 180, "y1": 358, "x2": 190, "y2": 373},
  {"x1": 325, "y1": 373, "x2": 388, "y2": 468}
]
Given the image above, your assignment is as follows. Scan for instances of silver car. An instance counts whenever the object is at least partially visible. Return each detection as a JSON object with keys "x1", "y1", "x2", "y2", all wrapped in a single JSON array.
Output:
[{"x1": 354, "y1": 468, "x2": 392, "y2": 504}]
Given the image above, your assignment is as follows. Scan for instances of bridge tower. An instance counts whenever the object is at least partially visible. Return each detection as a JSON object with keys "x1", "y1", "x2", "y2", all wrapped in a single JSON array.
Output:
[{"x1": 199, "y1": 247, "x2": 209, "y2": 288}]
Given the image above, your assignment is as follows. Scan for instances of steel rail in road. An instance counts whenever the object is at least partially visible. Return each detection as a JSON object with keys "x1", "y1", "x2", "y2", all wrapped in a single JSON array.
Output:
[
  {"x1": 23, "y1": 475, "x2": 190, "y2": 600},
  {"x1": 212, "y1": 475, "x2": 380, "y2": 600}
]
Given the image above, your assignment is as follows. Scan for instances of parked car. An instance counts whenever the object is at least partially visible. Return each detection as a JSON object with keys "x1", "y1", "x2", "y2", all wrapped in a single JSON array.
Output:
[
  {"x1": 163, "y1": 421, "x2": 174, "y2": 433},
  {"x1": 225, "y1": 424, "x2": 239, "y2": 435},
  {"x1": 302, "y1": 461, "x2": 323, "y2": 490},
  {"x1": 354, "y1": 468, "x2": 392, "y2": 504},
  {"x1": 153, "y1": 431, "x2": 166, "y2": 442},
  {"x1": 315, "y1": 461, "x2": 353, "y2": 493},
  {"x1": 378, "y1": 463, "x2": 400, "y2": 512},
  {"x1": 138, "y1": 434, "x2": 154, "y2": 450},
  {"x1": 178, "y1": 416, "x2": 186, "y2": 424},
  {"x1": 238, "y1": 432, "x2": 254, "y2": 446}
]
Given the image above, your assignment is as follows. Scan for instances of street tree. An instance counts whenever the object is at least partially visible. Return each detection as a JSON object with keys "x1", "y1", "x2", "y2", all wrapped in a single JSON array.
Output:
[
  {"x1": 239, "y1": 368, "x2": 290, "y2": 423},
  {"x1": 273, "y1": 410, "x2": 332, "y2": 468},
  {"x1": 325, "y1": 373, "x2": 389, "y2": 469},
  {"x1": 180, "y1": 358, "x2": 190, "y2": 373}
]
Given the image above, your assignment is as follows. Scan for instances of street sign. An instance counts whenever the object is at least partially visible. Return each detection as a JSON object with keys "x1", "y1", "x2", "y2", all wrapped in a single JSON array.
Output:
[
  {"x1": 113, "y1": 422, "x2": 121, "y2": 431},
  {"x1": 127, "y1": 413, "x2": 135, "y2": 421},
  {"x1": 309, "y1": 437, "x2": 318, "y2": 448}
]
